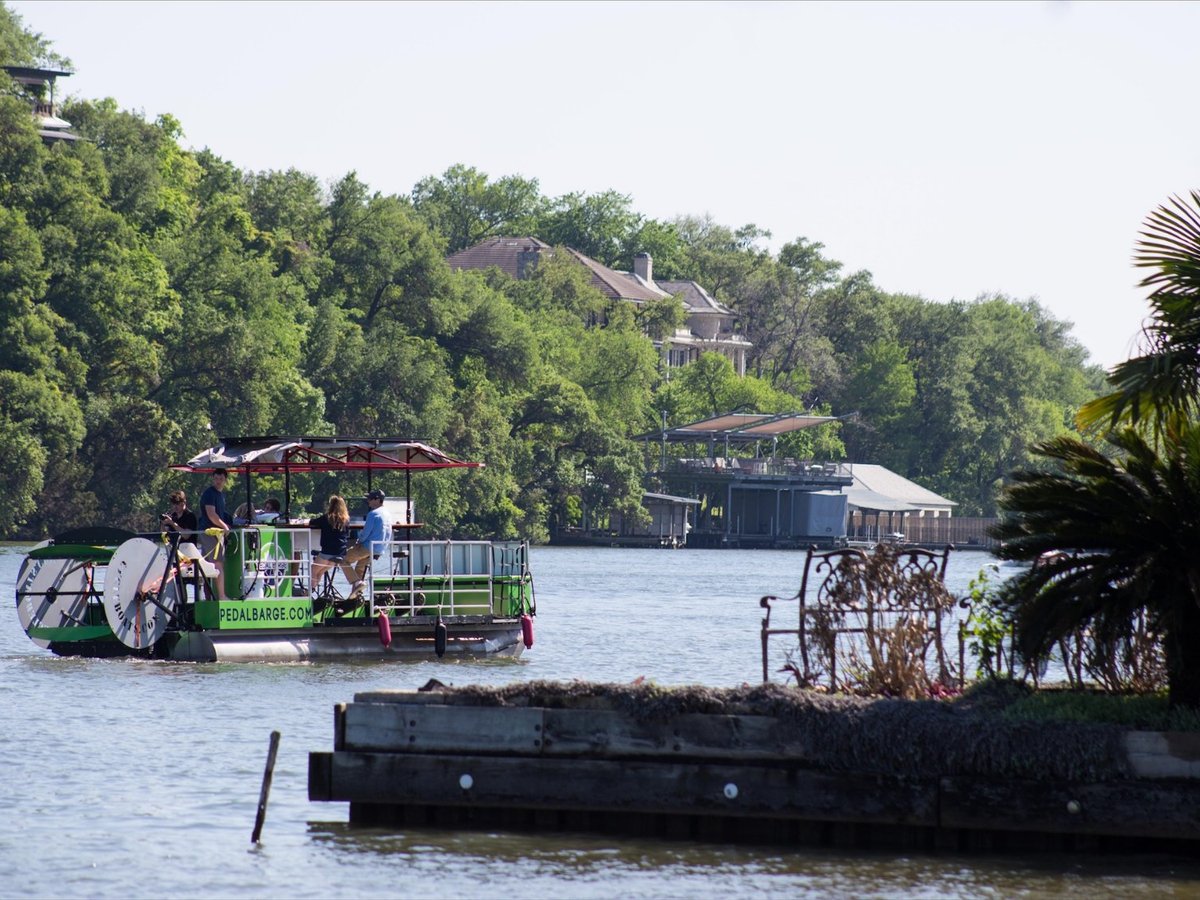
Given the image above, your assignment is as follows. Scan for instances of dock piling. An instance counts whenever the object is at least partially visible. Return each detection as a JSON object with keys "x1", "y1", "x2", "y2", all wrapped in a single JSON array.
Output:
[{"x1": 252, "y1": 730, "x2": 281, "y2": 843}]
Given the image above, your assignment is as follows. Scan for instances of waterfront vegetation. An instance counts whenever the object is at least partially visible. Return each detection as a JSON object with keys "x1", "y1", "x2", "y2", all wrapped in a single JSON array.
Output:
[
  {"x1": 0, "y1": 6, "x2": 1102, "y2": 542},
  {"x1": 4, "y1": 8, "x2": 1198, "y2": 713},
  {"x1": 994, "y1": 684, "x2": 1200, "y2": 732}
]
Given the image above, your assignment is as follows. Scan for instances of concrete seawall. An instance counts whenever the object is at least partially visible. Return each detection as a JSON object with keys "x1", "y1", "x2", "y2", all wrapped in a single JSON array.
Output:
[{"x1": 308, "y1": 683, "x2": 1200, "y2": 853}]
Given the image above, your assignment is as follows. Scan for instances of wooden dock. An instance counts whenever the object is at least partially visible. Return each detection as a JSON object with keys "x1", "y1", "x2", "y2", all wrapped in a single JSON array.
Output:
[{"x1": 308, "y1": 683, "x2": 1200, "y2": 853}]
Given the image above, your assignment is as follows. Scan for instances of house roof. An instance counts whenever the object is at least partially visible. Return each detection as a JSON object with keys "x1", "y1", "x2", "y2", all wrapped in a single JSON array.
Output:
[
  {"x1": 564, "y1": 248, "x2": 666, "y2": 303},
  {"x1": 839, "y1": 464, "x2": 956, "y2": 511},
  {"x1": 656, "y1": 279, "x2": 737, "y2": 318},
  {"x1": 446, "y1": 236, "x2": 551, "y2": 280},
  {"x1": 446, "y1": 236, "x2": 668, "y2": 304}
]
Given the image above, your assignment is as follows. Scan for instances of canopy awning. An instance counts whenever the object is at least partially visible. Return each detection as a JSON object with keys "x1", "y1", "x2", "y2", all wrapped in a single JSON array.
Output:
[
  {"x1": 172, "y1": 436, "x2": 481, "y2": 473},
  {"x1": 640, "y1": 411, "x2": 846, "y2": 445}
]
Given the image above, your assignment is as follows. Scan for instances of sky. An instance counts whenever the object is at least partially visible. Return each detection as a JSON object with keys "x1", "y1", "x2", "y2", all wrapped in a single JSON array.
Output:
[{"x1": 10, "y1": 0, "x2": 1200, "y2": 370}]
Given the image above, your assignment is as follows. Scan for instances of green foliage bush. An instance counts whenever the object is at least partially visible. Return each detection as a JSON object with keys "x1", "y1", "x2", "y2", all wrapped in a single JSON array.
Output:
[{"x1": 1001, "y1": 688, "x2": 1200, "y2": 732}]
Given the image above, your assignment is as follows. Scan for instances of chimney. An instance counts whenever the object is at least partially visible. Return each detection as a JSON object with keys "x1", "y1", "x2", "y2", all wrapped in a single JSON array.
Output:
[{"x1": 633, "y1": 252, "x2": 653, "y2": 284}]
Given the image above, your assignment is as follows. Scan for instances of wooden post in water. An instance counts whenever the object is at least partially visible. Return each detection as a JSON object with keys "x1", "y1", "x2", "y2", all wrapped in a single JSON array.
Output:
[{"x1": 251, "y1": 730, "x2": 281, "y2": 843}]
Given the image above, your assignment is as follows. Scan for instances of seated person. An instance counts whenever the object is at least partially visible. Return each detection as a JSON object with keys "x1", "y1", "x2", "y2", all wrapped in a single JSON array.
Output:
[
  {"x1": 307, "y1": 495, "x2": 357, "y2": 595},
  {"x1": 233, "y1": 502, "x2": 253, "y2": 526},
  {"x1": 255, "y1": 497, "x2": 282, "y2": 524},
  {"x1": 344, "y1": 489, "x2": 392, "y2": 599},
  {"x1": 161, "y1": 490, "x2": 199, "y2": 536}
]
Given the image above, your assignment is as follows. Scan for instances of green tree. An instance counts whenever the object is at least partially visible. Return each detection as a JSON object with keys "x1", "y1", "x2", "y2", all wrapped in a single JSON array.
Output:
[
  {"x1": 636, "y1": 293, "x2": 686, "y2": 343},
  {"x1": 503, "y1": 248, "x2": 606, "y2": 323},
  {"x1": 323, "y1": 325, "x2": 454, "y2": 437},
  {"x1": 621, "y1": 218, "x2": 685, "y2": 279},
  {"x1": 737, "y1": 237, "x2": 844, "y2": 391},
  {"x1": 537, "y1": 189, "x2": 641, "y2": 268},
  {"x1": 411, "y1": 164, "x2": 544, "y2": 254},
  {"x1": 0, "y1": 3, "x2": 69, "y2": 68},
  {"x1": 839, "y1": 339, "x2": 916, "y2": 461},
  {"x1": 994, "y1": 428, "x2": 1200, "y2": 708},
  {"x1": 325, "y1": 173, "x2": 448, "y2": 332},
  {"x1": 673, "y1": 215, "x2": 772, "y2": 299},
  {"x1": 244, "y1": 167, "x2": 330, "y2": 285}
]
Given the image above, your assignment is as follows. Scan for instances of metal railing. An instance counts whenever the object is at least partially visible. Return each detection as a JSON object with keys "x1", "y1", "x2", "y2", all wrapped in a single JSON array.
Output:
[
  {"x1": 665, "y1": 457, "x2": 848, "y2": 479},
  {"x1": 186, "y1": 528, "x2": 530, "y2": 620}
]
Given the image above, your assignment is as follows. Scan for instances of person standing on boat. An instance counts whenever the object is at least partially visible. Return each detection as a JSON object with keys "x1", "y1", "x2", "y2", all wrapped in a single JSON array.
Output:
[
  {"x1": 307, "y1": 495, "x2": 357, "y2": 595},
  {"x1": 161, "y1": 490, "x2": 198, "y2": 537},
  {"x1": 197, "y1": 468, "x2": 233, "y2": 601},
  {"x1": 346, "y1": 488, "x2": 391, "y2": 599}
]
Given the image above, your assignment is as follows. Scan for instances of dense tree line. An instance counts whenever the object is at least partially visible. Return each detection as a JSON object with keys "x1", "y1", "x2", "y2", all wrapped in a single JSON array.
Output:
[{"x1": 0, "y1": 6, "x2": 1103, "y2": 538}]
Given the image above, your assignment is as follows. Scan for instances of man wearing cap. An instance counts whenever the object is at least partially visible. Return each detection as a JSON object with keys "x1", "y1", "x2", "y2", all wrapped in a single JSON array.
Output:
[{"x1": 345, "y1": 489, "x2": 392, "y2": 600}]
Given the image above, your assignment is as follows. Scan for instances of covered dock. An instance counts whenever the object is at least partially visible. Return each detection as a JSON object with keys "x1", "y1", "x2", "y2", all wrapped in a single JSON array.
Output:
[{"x1": 642, "y1": 412, "x2": 854, "y2": 549}]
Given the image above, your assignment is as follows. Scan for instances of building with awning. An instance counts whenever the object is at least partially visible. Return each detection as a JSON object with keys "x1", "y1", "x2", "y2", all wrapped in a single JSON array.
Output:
[
  {"x1": 643, "y1": 411, "x2": 854, "y2": 548},
  {"x1": 608, "y1": 492, "x2": 700, "y2": 547}
]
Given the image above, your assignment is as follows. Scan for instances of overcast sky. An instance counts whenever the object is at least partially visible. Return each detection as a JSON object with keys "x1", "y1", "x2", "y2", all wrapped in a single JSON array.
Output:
[{"x1": 12, "y1": 0, "x2": 1200, "y2": 369}]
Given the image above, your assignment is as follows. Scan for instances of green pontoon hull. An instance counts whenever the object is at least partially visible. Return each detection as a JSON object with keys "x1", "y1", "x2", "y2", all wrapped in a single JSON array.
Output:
[{"x1": 165, "y1": 616, "x2": 526, "y2": 662}]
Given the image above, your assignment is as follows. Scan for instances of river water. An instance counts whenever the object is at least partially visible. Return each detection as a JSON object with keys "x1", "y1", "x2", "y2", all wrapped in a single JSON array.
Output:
[{"x1": 1, "y1": 543, "x2": 1196, "y2": 898}]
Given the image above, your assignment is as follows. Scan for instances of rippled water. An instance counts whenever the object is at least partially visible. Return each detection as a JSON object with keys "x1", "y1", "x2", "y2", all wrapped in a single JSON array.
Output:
[{"x1": 1, "y1": 543, "x2": 1196, "y2": 898}]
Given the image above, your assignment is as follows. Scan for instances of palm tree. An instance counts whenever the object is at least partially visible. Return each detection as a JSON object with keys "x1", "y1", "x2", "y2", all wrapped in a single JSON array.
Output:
[
  {"x1": 1078, "y1": 191, "x2": 1200, "y2": 435},
  {"x1": 993, "y1": 427, "x2": 1200, "y2": 708},
  {"x1": 996, "y1": 191, "x2": 1200, "y2": 708}
]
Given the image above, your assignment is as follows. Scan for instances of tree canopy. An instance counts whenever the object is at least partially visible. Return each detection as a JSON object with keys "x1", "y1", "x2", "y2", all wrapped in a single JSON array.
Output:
[{"x1": 0, "y1": 4, "x2": 1105, "y2": 537}]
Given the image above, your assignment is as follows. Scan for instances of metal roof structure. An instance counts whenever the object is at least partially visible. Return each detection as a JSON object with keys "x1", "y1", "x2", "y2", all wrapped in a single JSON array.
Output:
[
  {"x1": 839, "y1": 463, "x2": 956, "y2": 512},
  {"x1": 640, "y1": 411, "x2": 845, "y2": 445},
  {"x1": 643, "y1": 492, "x2": 702, "y2": 506}
]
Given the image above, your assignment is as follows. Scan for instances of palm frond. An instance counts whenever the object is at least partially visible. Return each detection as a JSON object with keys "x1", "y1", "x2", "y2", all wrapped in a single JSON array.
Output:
[
  {"x1": 1135, "y1": 191, "x2": 1200, "y2": 299},
  {"x1": 994, "y1": 425, "x2": 1200, "y2": 664},
  {"x1": 1079, "y1": 191, "x2": 1200, "y2": 434}
]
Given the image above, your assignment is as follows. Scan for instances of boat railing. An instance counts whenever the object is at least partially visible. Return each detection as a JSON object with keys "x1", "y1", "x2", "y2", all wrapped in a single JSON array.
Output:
[
  {"x1": 666, "y1": 457, "x2": 848, "y2": 479},
  {"x1": 201, "y1": 528, "x2": 530, "y2": 618},
  {"x1": 368, "y1": 539, "x2": 531, "y2": 619},
  {"x1": 226, "y1": 525, "x2": 319, "y2": 601}
]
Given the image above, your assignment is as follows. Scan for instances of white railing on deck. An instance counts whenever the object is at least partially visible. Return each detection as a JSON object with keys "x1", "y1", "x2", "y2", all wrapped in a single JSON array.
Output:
[{"x1": 223, "y1": 528, "x2": 527, "y2": 619}]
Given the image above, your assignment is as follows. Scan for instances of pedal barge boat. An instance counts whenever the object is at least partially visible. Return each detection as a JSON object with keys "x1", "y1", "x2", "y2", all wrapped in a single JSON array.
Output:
[{"x1": 14, "y1": 437, "x2": 536, "y2": 662}]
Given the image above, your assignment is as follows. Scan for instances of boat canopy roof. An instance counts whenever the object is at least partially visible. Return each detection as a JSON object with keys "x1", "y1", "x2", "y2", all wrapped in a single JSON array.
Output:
[{"x1": 172, "y1": 436, "x2": 482, "y2": 474}]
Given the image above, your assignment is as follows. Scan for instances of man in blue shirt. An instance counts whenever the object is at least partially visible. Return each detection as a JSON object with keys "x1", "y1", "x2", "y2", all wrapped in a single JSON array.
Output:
[{"x1": 346, "y1": 489, "x2": 392, "y2": 599}]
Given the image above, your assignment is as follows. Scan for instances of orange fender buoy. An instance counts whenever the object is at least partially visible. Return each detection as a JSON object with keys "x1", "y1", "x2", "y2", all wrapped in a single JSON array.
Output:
[
  {"x1": 520, "y1": 613, "x2": 534, "y2": 649},
  {"x1": 377, "y1": 610, "x2": 392, "y2": 648}
]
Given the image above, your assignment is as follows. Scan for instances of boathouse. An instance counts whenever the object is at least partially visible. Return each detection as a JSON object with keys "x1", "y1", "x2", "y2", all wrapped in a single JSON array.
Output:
[
  {"x1": 645, "y1": 412, "x2": 854, "y2": 549},
  {"x1": 843, "y1": 464, "x2": 957, "y2": 544}
]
